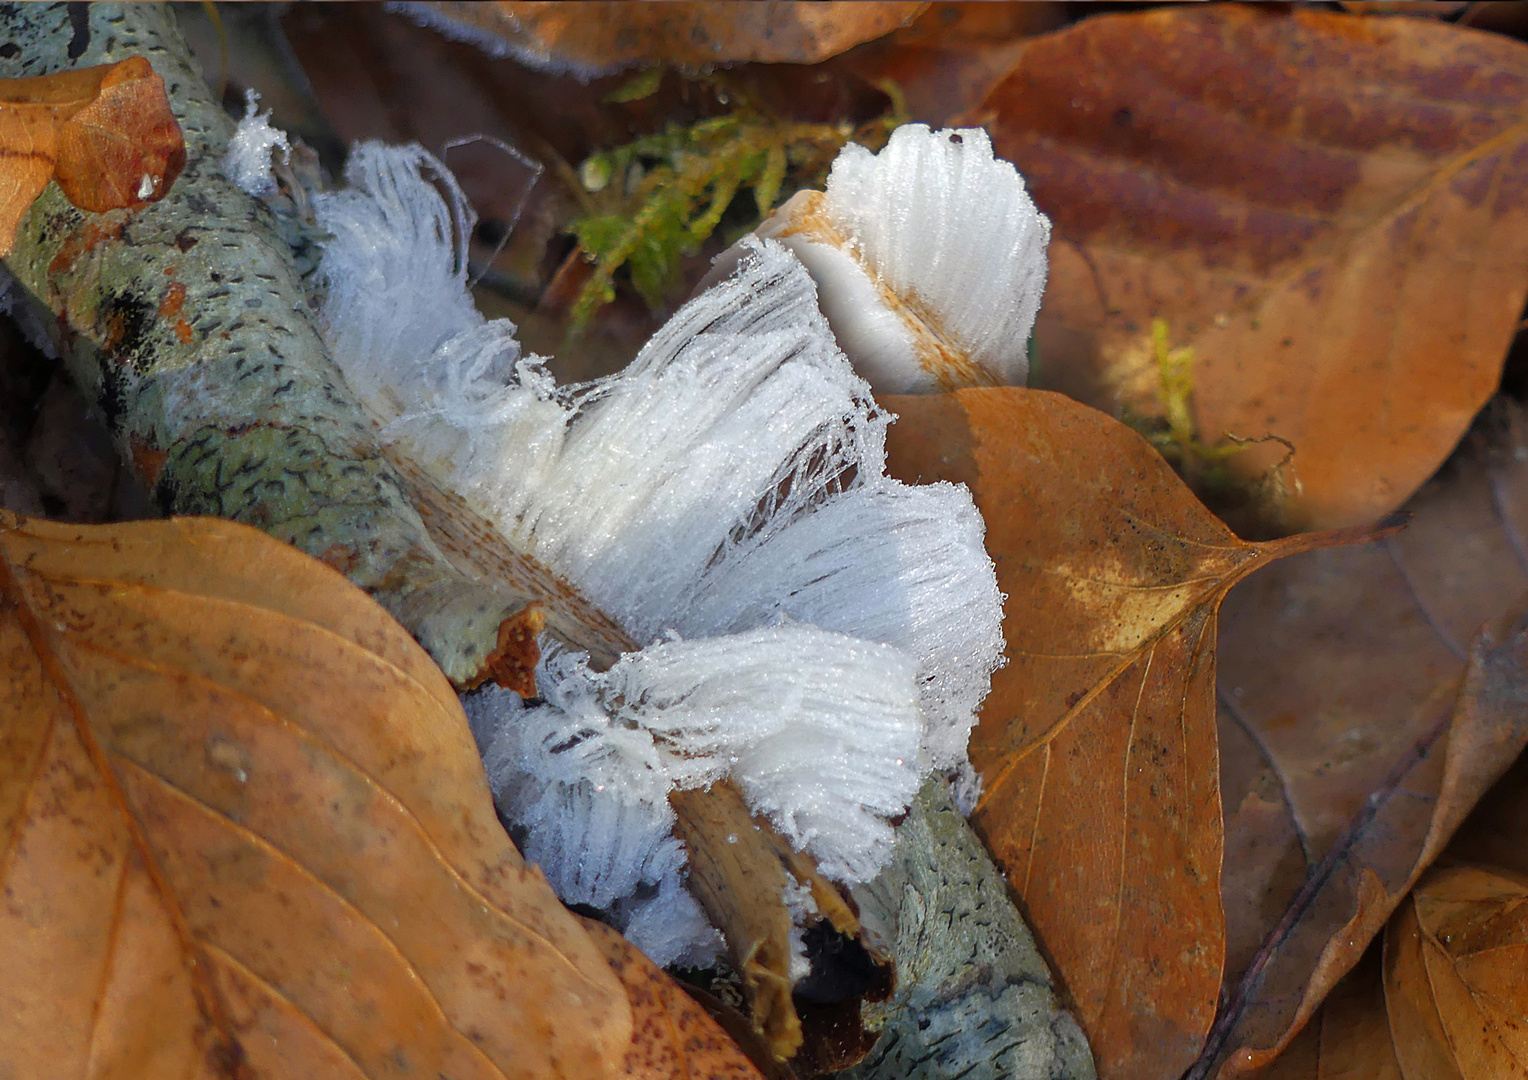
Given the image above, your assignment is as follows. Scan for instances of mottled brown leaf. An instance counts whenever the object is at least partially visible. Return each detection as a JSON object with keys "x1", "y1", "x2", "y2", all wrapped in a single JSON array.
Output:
[
  {"x1": 1257, "y1": 944, "x2": 1403, "y2": 1080},
  {"x1": 0, "y1": 57, "x2": 183, "y2": 255},
  {"x1": 406, "y1": 1, "x2": 927, "y2": 73},
  {"x1": 882, "y1": 388, "x2": 1367, "y2": 1080},
  {"x1": 1200, "y1": 403, "x2": 1528, "y2": 1077},
  {"x1": 1386, "y1": 865, "x2": 1528, "y2": 1080},
  {"x1": 579, "y1": 919, "x2": 767, "y2": 1080},
  {"x1": 0, "y1": 513, "x2": 631, "y2": 1078},
  {"x1": 975, "y1": 5, "x2": 1528, "y2": 531}
]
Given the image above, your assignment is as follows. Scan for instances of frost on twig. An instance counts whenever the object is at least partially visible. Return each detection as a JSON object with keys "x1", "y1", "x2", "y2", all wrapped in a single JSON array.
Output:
[
  {"x1": 4, "y1": 6, "x2": 1090, "y2": 1072},
  {"x1": 222, "y1": 90, "x2": 289, "y2": 198},
  {"x1": 305, "y1": 138, "x2": 1017, "y2": 1058},
  {"x1": 0, "y1": 4, "x2": 906, "y2": 1061},
  {"x1": 310, "y1": 142, "x2": 1003, "y2": 857}
]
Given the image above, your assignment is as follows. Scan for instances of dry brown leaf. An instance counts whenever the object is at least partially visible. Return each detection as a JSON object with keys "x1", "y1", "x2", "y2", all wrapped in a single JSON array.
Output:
[
  {"x1": 406, "y1": 1, "x2": 927, "y2": 73},
  {"x1": 0, "y1": 512, "x2": 634, "y2": 1078},
  {"x1": 1257, "y1": 944, "x2": 1403, "y2": 1080},
  {"x1": 0, "y1": 57, "x2": 183, "y2": 255},
  {"x1": 579, "y1": 918, "x2": 768, "y2": 1080},
  {"x1": 881, "y1": 388, "x2": 1369, "y2": 1080},
  {"x1": 1201, "y1": 403, "x2": 1528, "y2": 1077},
  {"x1": 834, "y1": 1, "x2": 1066, "y2": 127},
  {"x1": 1261, "y1": 698, "x2": 1528, "y2": 1079},
  {"x1": 1385, "y1": 865, "x2": 1528, "y2": 1080},
  {"x1": 973, "y1": 5, "x2": 1528, "y2": 531}
]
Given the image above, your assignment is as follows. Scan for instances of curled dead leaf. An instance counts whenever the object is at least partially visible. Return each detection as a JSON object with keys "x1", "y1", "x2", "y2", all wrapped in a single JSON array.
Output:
[
  {"x1": 0, "y1": 56, "x2": 183, "y2": 255},
  {"x1": 1386, "y1": 864, "x2": 1528, "y2": 1080},
  {"x1": 1256, "y1": 944, "x2": 1403, "y2": 1080},
  {"x1": 882, "y1": 388, "x2": 1376, "y2": 1080},
  {"x1": 0, "y1": 513, "x2": 631, "y2": 1078},
  {"x1": 977, "y1": 5, "x2": 1528, "y2": 531},
  {"x1": 398, "y1": 1, "x2": 927, "y2": 74},
  {"x1": 579, "y1": 918, "x2": 767, "y2": 1080},
  {"x1": 1203, "y1": 403, "x2": 1528, "y2": 1077}
]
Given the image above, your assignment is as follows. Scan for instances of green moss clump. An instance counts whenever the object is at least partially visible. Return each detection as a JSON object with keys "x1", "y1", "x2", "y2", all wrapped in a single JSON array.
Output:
[{"x1": 566, "y1": 74, "x2": 905, "y2": 332}]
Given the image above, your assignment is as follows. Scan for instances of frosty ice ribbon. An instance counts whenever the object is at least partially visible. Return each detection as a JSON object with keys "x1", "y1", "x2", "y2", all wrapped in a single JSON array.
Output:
[{"x1": 227, "y1": 118, "x2": 1048, "y2": 970}]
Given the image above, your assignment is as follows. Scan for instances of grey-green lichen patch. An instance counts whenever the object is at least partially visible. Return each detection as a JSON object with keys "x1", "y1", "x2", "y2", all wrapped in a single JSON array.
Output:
[
  {"x1": 842, "y1": 779, "x2": 1096, "y2": 1080},
  {"x1": 0, "y1": 2, "x2": 536, "y2": 685}
]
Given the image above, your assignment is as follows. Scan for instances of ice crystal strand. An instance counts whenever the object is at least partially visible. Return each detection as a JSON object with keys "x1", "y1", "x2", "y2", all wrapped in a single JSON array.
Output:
[
  {"x1": 750, "y1": 124, "x2": 1051, "y2": 394},
  {"x1": 0, "y1": 2, "x2": 541, "y2": 687}
]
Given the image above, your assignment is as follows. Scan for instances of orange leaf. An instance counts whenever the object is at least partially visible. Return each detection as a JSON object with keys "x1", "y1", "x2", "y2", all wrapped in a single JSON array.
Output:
[
  {"x1": 0, "y1": 513, "x2": 631, "y2": 1077},
  {"x1": 882, "y1": 387, "x2": 1371, "y2": 1080},
  {"x1": 580, "y1": 919, "x2": 768, "y2": 1080},
  {"x1": 974, "y1": 5, "x2": 1528, "y2": 531},
  {"x1": 411, "y1": 1, "x2": 927, "y2": 71},
  {"x1": 0, "y1": 57, "x2": 183, "y2": 256},
  {"x1": 1202, "y1": 403, "x2": 1528, "y2": 1077},
  {"x1": 1256, "y1": 943, "x2": 1403, "y2": 1080},
  {"x1": 1385, "y1": 865, "x2": 1528, "y2": 1080}
]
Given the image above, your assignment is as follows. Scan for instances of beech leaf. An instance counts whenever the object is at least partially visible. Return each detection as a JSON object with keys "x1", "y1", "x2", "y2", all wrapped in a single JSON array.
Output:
[
  {"x1": 396, "y1": 1, "x2": 928, "y2": 75},
  {"x1": 578, "y1": 919, "x2": 766, "y2": 1080},
  {"x1": 881, "y1": 388, "x2": 1373, "y2": 1080},
  {"x1": 1385, "y1": 864, "x2": 1528, "y2": 1080},
  {"x1": 1203, "y1": 403, "x2": 1528, "y2": 1077},
  {"x1": 0, "y1": 512, "x2": 634, "y2": 1077},
  {"x1": 0, "y1": 56, "x2": 183, "y2": 255},
  {"x1": 976, "y1": 5, "x2": 1528, "y2": 531}
]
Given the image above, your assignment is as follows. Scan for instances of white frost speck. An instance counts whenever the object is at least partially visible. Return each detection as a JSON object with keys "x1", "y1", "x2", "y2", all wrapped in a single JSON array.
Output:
[
  {"x1": 223, "y1": 90, "x2": 290, "y2": 198},
  {"x1": 783, "y1": 871, "x2": 820, "y2": 982}
]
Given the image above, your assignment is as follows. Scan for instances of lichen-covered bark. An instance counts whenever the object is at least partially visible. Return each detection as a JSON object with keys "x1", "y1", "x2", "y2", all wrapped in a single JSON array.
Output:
[
  {"x1": 845, "y1": 778, "x2": 1096, "y2": 1080},
  {"x1": 0, "y1": 1, "x2": 540, "y2": 686}
]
